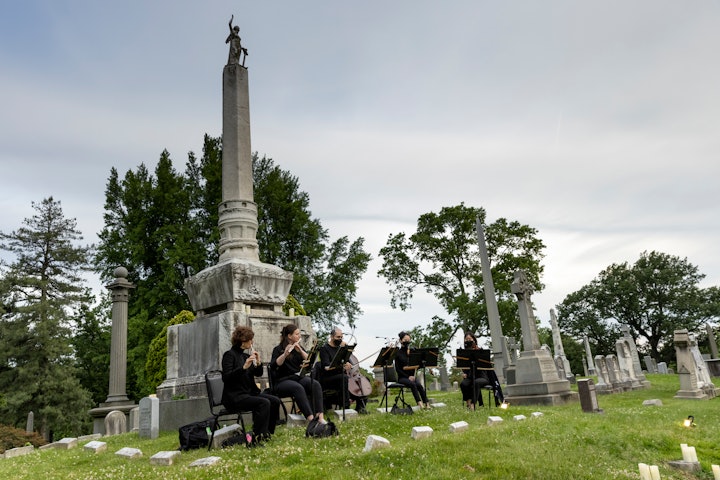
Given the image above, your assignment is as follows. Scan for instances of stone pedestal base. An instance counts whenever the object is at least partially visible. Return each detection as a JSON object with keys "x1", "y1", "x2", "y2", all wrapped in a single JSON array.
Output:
[
  {"x1": 504, "y1": 350, "x2": 578, "y2": 406},
  {"x1": 157, "y1": 309, "x2": 315, "y2": 402}
]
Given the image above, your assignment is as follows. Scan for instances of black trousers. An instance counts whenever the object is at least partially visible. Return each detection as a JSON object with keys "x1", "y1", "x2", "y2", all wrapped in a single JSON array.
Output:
[
  {"x1": 226, "y1": 392, "x2": 280, "y2": 436},
  {"x1": 321, "y1": 373, "x2": 367, "y2": 409},
  {"x1": 397, "y1": 377, "x2": 428, "y2": 404},
  {"x1": 275, "y1": 376, "x2": 324, "y2": 417}
]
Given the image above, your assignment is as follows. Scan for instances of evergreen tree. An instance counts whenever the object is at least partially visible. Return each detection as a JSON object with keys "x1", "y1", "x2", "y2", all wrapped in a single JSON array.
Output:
[{"x1": 0, "y1": 198, "x2": 94, "y2": 439}]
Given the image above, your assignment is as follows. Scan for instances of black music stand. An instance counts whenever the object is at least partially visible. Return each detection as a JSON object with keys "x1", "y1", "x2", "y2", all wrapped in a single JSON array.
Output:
[
  {"x1": 456, "y1": 348, "x2": 492, "y2": 409},
  {"x1": 372, "y1": 346, "x2": 398, "y2": 411},
  {"x1": 408, "y1": 347, "x2": 439, "y2": 392},
  {"x1": 328, "y1": 344, "x2": 356, "y2": 421}
]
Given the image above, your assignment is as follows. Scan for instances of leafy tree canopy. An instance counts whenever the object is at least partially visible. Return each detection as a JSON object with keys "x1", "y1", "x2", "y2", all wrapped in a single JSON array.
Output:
[
  {"x1": 557, "y1": 250, "x2": 720, "y2": 362},
  {"x1": 378, "y1": 203, "x2": 545, "y2": 352}
]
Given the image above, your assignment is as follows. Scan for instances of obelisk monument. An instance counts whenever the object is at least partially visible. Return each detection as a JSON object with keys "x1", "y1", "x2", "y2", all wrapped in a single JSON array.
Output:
[
  {"x1": 475, "y1": 218, "x2": 509, "y2": 383},
  {"x1": 549, "y1": 308, "x2": 574, "y2": 382},
  {"x1": 156, "y1": 18, "x2": 315, "y2": 407}
]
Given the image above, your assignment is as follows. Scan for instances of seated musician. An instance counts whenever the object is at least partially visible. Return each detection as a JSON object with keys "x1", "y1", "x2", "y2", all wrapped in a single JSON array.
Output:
[
  {"x1": 318, "y1": 327, "x2": 369, "y2": 413},
  {"x1": 395, "y1": 331, "x2": 430, "y2": 409},
  {"x1": 460, "y1": 332, "x2": 504, "y2": 409},
  {"x1": 270, "y1": 324, "x2": 326, "y2": 426},
  {"x1": 221, "y1": 325, "x2": 281, "y2": 445}
]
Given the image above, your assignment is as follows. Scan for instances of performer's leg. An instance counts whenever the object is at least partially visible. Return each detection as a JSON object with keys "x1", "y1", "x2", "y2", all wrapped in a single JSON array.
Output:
[
  {"x1": 260, "y1": 392, "x2": 281, "y2": 435},
  {"x1": 276, "y1": 379, "x2": 312, "y2": 419},
  {"x1": 235, "y1": 395, "x2": 271, "y2": 438}
]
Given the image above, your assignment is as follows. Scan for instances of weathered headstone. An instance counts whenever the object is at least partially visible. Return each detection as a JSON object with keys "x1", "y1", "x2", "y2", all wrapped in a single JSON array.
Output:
[
  {"x1": 594, "y1": 355, "x2": 612, "y2": 393},
  {"x1": 26, "y1": 411, "x2": 33, "y2": 433},
  {"x1": 513, "y1": 415, "x2": 527, "y2": 421},
  {"x1": 104, "y1": 410, "x2": 127, "y2": 435},
  {"x1": 128, "y1": 406, "x2": 140, "y2": 433},
  {"x1": 583, "y1": 335, "x2": 596, "y2": 375},
  {"x1": 138, "y1": 396, "x2": 159, "y2": 439},
  {"x1": 606, "y1": 355, "x2": 631, "y2": 391},
  {"x1": 3, "y1": 445, "x2": 34, "y2": 458},
  {"x1": 707, "y1": 323, "x2": 719, "y2": 359},
  {"x1": 657, "y1": 362, "x2": 668, "y2": 374},
  {"x1": 503, "y1": 271, "x2": 578, "y2": 406},
  {"x1": 643, "y1": 356, "x2": 657, "y2": 374},
  {"x1": 616, "y1": 325, "x2": 650, "y2": 389},
  {"x1": 577, "y1": 378, "x2": 602, "y2": 413},
  {"x1": 674, "y1": 329, "x2": 715, "y2": 399},
  {"x1": 549, "y1": 309, "x2": 574, "y2": 382}
]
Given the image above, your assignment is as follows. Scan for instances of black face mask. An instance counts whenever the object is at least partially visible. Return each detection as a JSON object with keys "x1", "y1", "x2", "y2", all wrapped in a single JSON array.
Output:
[
  {"x1": 332, "y1": 339, "x2": 342, "y2": 347},
  {"x1": 401, "y1": 341, "x2": 410, "y2": 348},
  {"x1": 464, "y1": 340, "x2": 475, "y2": 348}
]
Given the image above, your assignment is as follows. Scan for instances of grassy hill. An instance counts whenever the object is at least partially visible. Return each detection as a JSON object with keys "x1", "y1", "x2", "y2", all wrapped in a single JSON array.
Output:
[{"x1": 1, "y1": 374, "x2": 719, "y2": 479}]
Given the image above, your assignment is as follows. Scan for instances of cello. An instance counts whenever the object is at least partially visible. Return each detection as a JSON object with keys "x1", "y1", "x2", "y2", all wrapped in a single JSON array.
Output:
[{"x1": 347, "y1": 353, "x2": 373, "y2": 398}]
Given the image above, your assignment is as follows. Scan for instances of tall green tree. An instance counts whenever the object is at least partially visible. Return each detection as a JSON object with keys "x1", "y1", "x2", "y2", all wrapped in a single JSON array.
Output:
[
  {"x1": 557, "y1": 250, "x2": 720, "y2": 362},
  {"x1": 378, "y1": 203, "x2": 545, "y2": 350},
  {"x1": 0, "y1": 198, "x2": 94, "y2": 439}
]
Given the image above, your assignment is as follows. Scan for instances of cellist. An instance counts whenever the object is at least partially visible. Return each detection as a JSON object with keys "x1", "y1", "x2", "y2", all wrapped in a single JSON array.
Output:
[{"x1": 318, "y1": 327, "x2": 369, "y2": 414}]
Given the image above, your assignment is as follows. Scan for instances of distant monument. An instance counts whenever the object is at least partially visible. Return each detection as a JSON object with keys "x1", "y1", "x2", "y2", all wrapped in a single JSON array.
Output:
[
  {"x1": 615, "y1": 325, "x2": 650, "y2": 389},
  {"x1": 549, "y1": 309, "x2": 574, "y2": 383},
  {"x1": 674, "y1": 329, "x2": 718, "y2": 400},
  {"x1": 156, "y1": 19, "x2": 315, "y2": 418},
  {"x1": 503, "y1": 270, "x2": 578, "y2": 406},
  {"x1": 583, "y1": 335, "x2": 596, "y2": 375}
]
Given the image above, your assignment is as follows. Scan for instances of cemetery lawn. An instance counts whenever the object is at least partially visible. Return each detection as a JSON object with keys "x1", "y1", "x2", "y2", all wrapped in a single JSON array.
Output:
[{"x1": 2, "y1": 374, "x2": 719, "y2": 480}]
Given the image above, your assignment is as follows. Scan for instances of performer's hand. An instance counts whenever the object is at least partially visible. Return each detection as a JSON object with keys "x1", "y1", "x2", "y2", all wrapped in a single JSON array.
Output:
[
  {"x1": 409, "y1": 376, "x2": 415, "y2": 382},
  {"x1": 253, "y1": 351, "x2": 261, "y2": 364},
  {"x1": 284, "y1": 344, "x2": 295, "y2": 355},
  {"x1": 344, "y1": 362, "x2": 352, "y2": 372},
  {"x1": 243, "y1": 357, "x2": 254, "y2": 369}
]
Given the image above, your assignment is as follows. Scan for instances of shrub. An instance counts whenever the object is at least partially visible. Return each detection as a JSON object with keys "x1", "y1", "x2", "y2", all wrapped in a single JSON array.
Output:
[{"x1": 0, "y1": 424, "x2": 47, "y2": 453}]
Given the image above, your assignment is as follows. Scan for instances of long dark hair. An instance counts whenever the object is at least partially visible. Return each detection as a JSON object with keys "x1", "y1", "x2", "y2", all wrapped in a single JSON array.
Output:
[{"x1": 279, "y1": 324, "x2": 298, "y2": 349}]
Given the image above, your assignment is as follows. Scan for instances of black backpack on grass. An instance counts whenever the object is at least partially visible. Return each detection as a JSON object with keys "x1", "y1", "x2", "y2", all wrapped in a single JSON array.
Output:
[{"x1": 178, "y1": 418, "x2": 213, "y2": 451}]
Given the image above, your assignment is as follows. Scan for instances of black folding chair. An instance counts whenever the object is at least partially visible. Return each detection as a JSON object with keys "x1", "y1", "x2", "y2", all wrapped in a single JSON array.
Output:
[
  {"x1": 380, "y1": 363, "x2": 412, "y2": 412},
  {"x1": 204, "y1": 370, "x2": 250, "y2": 450}
]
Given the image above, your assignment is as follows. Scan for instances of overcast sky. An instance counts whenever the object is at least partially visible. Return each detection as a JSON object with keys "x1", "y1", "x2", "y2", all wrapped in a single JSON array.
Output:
[{"x1": 2, "y1": 1, "x2": 719, "y2": 367}]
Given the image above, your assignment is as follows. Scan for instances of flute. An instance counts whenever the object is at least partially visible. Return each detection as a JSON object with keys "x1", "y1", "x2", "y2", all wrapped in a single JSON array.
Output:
[{"x1": 250, "y1": 345, "x2": 257, "y2": 366}]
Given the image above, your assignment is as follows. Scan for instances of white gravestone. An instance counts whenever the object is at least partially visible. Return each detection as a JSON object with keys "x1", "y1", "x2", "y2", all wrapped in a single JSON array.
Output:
[{"x1": 138, "y1": 396, "x2": 159, "y2": 439}]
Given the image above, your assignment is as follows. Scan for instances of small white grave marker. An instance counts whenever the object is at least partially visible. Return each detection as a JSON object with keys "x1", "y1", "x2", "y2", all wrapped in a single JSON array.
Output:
[
  {"x1": 513, "y1": 415, "x2": 527, "y2": 421},
  {"x1": 55, "y1": 438, "x2": 78, "y2": 450},
  {"x1": 150, "y1": 451, "x2": 181, "y2": 466},
  {"x1": 83, "y1": 441, "x2": 107, "y2": 453},
  {"x1": 189, "y1": 456, "x2": 222, "y2": 467},
  {"x1": 487, "y1": 416, "x2": 504, "y2": 426},
  {"x1": 363, "y1": 435, "x2": 390, "y2": 452},
  {"x1": 411, "y1": 426, "x2": 433, "y2": 439},
  {"x1": 115, "y1": 447, "x2": 142, "y2": 459},
  {"x1": 449, "y1": 421, "x2": 469, "y2": 433}
]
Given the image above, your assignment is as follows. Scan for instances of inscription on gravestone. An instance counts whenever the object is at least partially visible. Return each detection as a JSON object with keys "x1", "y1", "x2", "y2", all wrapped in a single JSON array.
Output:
[{"x1": 139, "y1": 396, "x2": 159, "y2": 439}]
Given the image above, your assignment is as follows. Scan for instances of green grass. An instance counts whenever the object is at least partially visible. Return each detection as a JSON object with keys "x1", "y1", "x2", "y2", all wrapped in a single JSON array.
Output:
[{"x1": 2, "y1": 374, "x2": 719, "y2": 479}]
